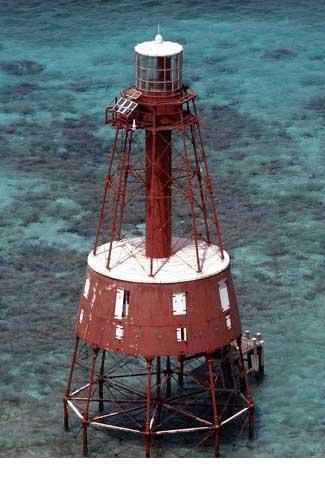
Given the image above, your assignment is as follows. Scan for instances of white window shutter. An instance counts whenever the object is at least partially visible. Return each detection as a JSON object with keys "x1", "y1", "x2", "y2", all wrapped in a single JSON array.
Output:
[
  {"x1": 219, "y1": 280, "x2": 230, "y2": 311},
  {"x1": 115, "y1": 324, "x2": 124, "y2": 340},
  {"x1": 172, "y1": 292, "x2": 187, "y2": 315},
  {"x1": 176, "y1": 327, "x2": 187, "y2": 342},
  {"x1": 114, "y1": 289, "x2": 124, "y2": 319}
]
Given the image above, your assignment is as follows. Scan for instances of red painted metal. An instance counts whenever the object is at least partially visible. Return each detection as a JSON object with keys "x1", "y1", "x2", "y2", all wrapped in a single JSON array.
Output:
[
  {"x1": 63, "y1": 37, "x2": 259, "y2": 457},
  {"x1": 207, "y1": 355, "x2": 221, "y2": 457},
  {"x1": 77, "y1": 264, "x2": 241, "y2": 357},
  {"x1": 82, "y1": 348, "x2": 98, "y2": 457},
  {"x1": 145, "y1": 358, "x2": 153, "y2": 457},
  {"x1": 145, "y1": 130, "x2": 172, "y2": 258},
  {"x1": 63, "y1": 335, "x2": 79, "y2": 431},
  {"x1": 102, "y1": 86, "x2": 225, "y2": 262}
]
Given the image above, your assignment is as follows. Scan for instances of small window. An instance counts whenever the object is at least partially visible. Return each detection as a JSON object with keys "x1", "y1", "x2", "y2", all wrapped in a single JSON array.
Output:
[
  {"x1": 219, "y1": 280, "x2": 230, "y2": 311},
  {"x1": 176, "y1": 327, "x2": 187, "y2": 342},
  {"x1": 79, "y1": 309, "x2": 84, "y2": 323},
  {"x1": 122, "y1": 290, "x2": 130, "y2": 317},
  {"x1": 225, "y1": 315, "x2": 232, "y2": 330},
  {"x1": 172, "y1": 292, "x2": 187, "y2": 315},
  {"x1": 114, "y1": 288, "x2": 130, "y2": 319},
  {"x1": 83, "y1": 278, "x2": 90, "y2": 298},
  {"x1": 115, "y1": 324, "x2": 124, "y2": 340}
]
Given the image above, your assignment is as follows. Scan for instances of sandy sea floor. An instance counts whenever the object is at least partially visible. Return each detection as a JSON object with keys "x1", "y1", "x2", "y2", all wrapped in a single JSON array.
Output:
[{"x1": 0, "y1": 0, "x2": 324, "y2": 457}]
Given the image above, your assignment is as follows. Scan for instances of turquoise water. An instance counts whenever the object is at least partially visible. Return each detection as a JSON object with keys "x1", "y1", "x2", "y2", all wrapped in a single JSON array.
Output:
[{"x1": 0, "y1": 0, "x2": 324, "y2": 457}]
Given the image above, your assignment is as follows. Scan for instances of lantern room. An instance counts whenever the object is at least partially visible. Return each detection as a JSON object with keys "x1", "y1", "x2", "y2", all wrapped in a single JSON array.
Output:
[{"x1": 135, "y1": 34, "x2": 183, "y2": 92}]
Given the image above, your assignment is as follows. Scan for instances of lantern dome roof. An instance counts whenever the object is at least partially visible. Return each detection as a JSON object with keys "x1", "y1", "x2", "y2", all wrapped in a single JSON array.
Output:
[{"x1": 135, "y1": 34, "x2": 183, "y2": 57}]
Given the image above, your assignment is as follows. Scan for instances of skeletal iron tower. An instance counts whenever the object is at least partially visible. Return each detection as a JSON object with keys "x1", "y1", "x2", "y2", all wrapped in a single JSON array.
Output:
[{"x1": 63, "y1": 33, "x2": 264, "y2": 458}]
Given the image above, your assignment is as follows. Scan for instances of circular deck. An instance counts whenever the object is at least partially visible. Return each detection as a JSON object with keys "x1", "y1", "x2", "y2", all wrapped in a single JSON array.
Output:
[{"x1": 88, "y1": 237, "x2": 229, "y2": 284}]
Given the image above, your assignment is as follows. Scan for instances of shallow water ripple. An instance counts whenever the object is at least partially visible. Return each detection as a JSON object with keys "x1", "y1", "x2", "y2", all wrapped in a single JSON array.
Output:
[{"x1": 0, "y1": 0, "x2": 324, "y2": 457}]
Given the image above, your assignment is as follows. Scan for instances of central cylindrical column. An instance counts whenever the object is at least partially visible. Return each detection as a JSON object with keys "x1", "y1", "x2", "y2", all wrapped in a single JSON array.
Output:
[{"x1": 145, "y1": 130, "x2": 172, "y2": 258}]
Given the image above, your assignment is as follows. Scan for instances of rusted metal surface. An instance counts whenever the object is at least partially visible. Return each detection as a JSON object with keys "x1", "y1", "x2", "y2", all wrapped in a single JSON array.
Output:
[
  {"x1": 64, "y1": 338, "x2": 255, "y2": 457},
  {"x1": 77, "y1": 263, "x2": 241, "y2": 357},
  {"x1": 98, "y1": 87, "x2": 226, "y2": 267}
]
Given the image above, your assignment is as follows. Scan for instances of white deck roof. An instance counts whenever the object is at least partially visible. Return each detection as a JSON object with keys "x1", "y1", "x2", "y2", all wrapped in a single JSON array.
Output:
[{"x1": 88, "y1": 237, "x2": 229, "y2": 284}]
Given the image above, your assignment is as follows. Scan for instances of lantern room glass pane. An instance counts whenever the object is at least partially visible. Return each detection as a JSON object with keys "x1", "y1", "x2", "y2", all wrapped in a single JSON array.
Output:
[{"x1": 136, "y1": 52, "x2": 182, "y2": 92}]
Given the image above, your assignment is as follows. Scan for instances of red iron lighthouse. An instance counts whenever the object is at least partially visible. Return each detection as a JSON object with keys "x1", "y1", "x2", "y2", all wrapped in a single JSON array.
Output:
[{"x1": 63, "y1": 33, "x2": 264, "y2": 458}]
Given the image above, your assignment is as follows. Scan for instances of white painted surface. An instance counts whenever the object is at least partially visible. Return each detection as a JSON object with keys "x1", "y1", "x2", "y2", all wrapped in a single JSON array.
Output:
[
  {"x1": 226, "y1": 315, "x2": 232, "y2": 330},
  {"x1": 88, "y1": 237, "x2": 230, "y2": 284},
  {"x1": 135, "y1": 36, "x2": 183, "y2": 57},
  {"x1": 176, "y1": 327, "x2": 187, "y2": 342},
  {"x1": 172, "y1": 291, "x2": 186, "y2": 315},
  {"x1": 114, "y1": 288, "x2": 124, "y2": 319},
  {"x1": 83, "y1": 277, "x2": 90, "y2": 298},
  {"x1": 219, "y1": 280, "x2": 230, "y2": 311},
  {"x1": 115, "y1": 324, "x2": 124, "y2": 340},
  {"x1": 155, "y1": 33, "x2": 163, "y2": 44}
]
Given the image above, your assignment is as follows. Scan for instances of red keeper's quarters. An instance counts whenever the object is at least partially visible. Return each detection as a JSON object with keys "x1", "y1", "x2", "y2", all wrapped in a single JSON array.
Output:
[{"x1": 63, "y1": 32, "x2": 264, "y2": 458}]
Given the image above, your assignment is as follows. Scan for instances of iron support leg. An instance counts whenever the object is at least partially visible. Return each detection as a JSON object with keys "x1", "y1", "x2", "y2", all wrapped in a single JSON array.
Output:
[
  {"x1": 82, "y1": 423, "x2": 88, "y2": 458},
  {"x1": 166, "y1": 356, "x2": 171, "y2": 399},
  {"x1": 63, "y1": 402, "x2": 69, "y2": 432},
  {"x1": 156, "y1": 356, "x2": 161, "y2": 426},
  {"x1": 63, "y1": 335, "x2": 79, "y2": 431},
  {"x1": 106, "y1": 130, "x2": 130, "y2": 269},
  {"x1": 93, "y1": 127, "x2": 119, "y2": 254},
  {"x1": 207, "y1": 354, "x2": 221, "y2": 458},
  {"x1": 180, "y1": 122, "x2": 201, "y2": 272},
  {"x1": 145, "y1": 359, "x2": 153, "y2": 458},
  {"x1": 189, "y1": 122, "x2": 211, "y2": 244},
  {"x1": 98, "y1": 350, "x2": 106, "y2": 412},
  {"x1": 82, "y1": 348, "x2": 99, "y2": 457},
  {"x1": 178, "y1": 355, "x2": 184, "y2": 387},
  {"x1": 192, "y1": 101, "x2": 225, "y2": 258}
]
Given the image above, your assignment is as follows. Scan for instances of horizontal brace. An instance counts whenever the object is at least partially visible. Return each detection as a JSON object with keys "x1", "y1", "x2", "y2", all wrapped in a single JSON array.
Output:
[
  {"x1": 66, "y1": 400, "x2": 83, "y2": 420},
  {"x1": 105, "y1": 371, "x2": 158, "y2": 379},
  {"x1": 71, "y1": 398, "x2": 146, "y2": 404},
  {"x1": 90, "y1": 422, "x2": 143, "y2": 435},
  {"x1": 220, "y1": 407, "x2": 249, "y2": 427},
  {"x1": 70, "y1": 383, "x2": 90, "y2": 397},
  {"x1": 154, "y1": 425, "x2": 213, "y2": 435}
]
